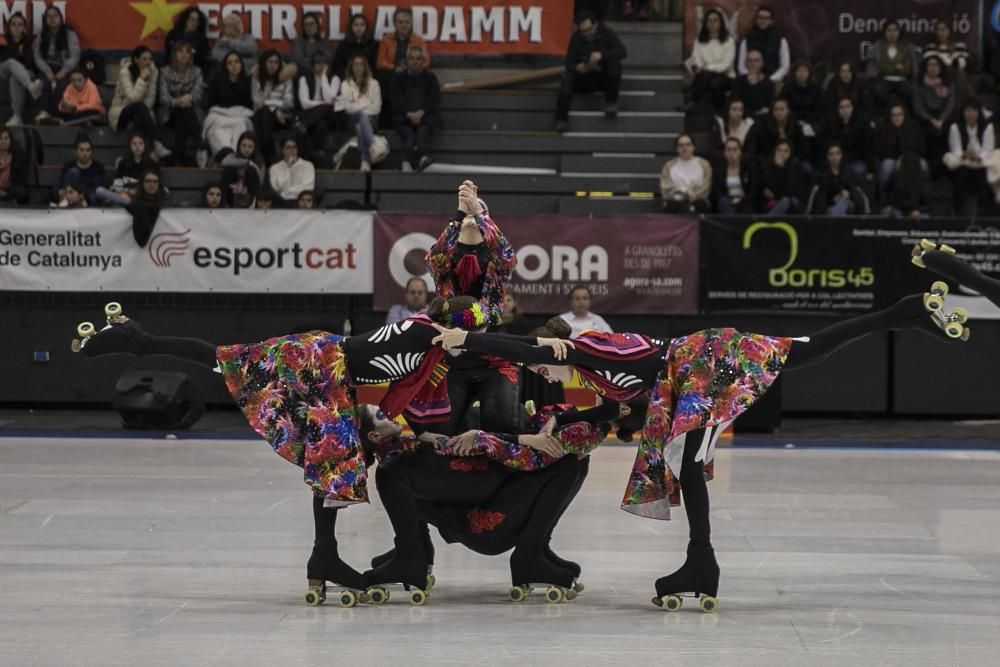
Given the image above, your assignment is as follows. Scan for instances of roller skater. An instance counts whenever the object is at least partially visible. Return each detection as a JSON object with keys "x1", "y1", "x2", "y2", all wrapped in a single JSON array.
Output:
[
  {"x1": 71, "y1": 293, "x2": 567, "y2": 607},
  {"x1": 433, "y1": 286, "x2": 969, "y2": 611}
]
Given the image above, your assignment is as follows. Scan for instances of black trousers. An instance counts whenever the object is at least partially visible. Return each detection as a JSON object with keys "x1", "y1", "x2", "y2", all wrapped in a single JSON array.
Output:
[
  {"x1": 443, "y1": 366, "x2": 521, "y2": 436},
  {"x1": 556, "y1": 61, "x2": 623, "y2": 120},
  {"x1": 165, "y1": 107, "x2": 201, "y2": 160},
  {"x1": 690, "y1": 71, "x2": 731, "y2": 112}
]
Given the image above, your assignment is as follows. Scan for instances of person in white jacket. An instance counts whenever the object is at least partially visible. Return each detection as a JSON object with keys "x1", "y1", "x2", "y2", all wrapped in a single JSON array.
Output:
[
  {"x1": 297, "y1": 52, "x2": 340, "y2": 166},
  {"x1": 944, "y1": 99, "x2": 997, "y2": 215},
  {"x1": 268, "y1": 137, "x2": 315, "y2": 206},
  {"x1": 335, "y1": 54, "x2": 382, "y2": 172},
  {"x1": 109, "y1": 46, "x2": 171, "y2": 159},
  {"x1": 680, "y1": 9, "x2": 735, "y2": 113}
]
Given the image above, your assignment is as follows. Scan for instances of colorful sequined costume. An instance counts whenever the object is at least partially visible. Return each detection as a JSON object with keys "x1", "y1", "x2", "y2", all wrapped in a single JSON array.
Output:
[{"x1": 460, "y1": 328, "x2": 793, "y2": 520}]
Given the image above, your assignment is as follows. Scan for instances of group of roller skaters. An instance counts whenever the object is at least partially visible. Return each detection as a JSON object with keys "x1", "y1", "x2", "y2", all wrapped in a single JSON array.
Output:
[{"x1": 73, "y1": 179, "x2": 980, "y2": 612}]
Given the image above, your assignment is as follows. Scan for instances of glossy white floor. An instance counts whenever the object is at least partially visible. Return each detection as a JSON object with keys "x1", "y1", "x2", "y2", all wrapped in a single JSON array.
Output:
[{"x1": 2, "y1": 436, "x2": 1000, "y2": 666}]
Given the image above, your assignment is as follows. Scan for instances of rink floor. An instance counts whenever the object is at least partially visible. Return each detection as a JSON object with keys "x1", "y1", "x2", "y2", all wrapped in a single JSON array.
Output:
[{"x1": 2, "y1": 430, "x2": 1000, "y2": 666}]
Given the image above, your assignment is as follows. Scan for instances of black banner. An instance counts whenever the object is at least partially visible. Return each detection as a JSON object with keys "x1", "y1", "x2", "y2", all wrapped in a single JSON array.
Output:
[{"x1": 700, "y1": 217, "x2": 1000, "y2": 313}]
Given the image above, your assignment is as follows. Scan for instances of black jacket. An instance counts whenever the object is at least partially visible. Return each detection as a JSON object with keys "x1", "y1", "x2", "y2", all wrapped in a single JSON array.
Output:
[
  {"x1": 759, "y1": 159, "x2": 806, "y2": 209},
  {"x1": 875, "y1": 119, "x2": 926, "y2": 161},
  {"x1": 0, "y1": 35, "x2": 35, "y2": 72},
  {"x1": 710, "y1": 159, "x2": 757, "y2": 212},
  {"x1": 333, "y1": 38, "x2": 379, "y2": 79},
  {"x1": 564, "y1": 23, "x2": 627, "y2": 72},
  {"x1": 808, "y1": 166, "x2": 868, "y2": 214},
  {"x1": 824, "y1": 115, "x2": 871, "y2": 168},
  {"x1": 390, "y1": 69, "x2": 440, "y2": 126}
]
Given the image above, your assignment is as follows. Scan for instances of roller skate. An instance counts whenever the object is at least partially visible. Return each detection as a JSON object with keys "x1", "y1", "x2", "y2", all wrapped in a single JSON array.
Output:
[
  {"x1": 910, "y1": 238, "x2": 956, "y2": 270},
  {"x1": 912, "y1": 238, "x2": 1000, "y2": 311},
  {"x1": 304, "y1": 542, "x2": 370, "y2": 608},
  {"x1": 364, "y1": 547, "x2": 432, "y2": 606},
  {"x1": 544, "y1": 542, "x2": 584, "y2": 593},
  {"x1": 651, "y1": 544, "x2": 720, "y2": 613},
  {"x1": 370, "y1": 523, "x2": 436, "y2": 591},
  {"x1": 919, "y1": 283, "x2": 971, "y2": 341},
  {"x1": 71, "y1": 302, "x2": 147, "y2": 356},
  {"x1": 508, "y1": 551, "x2": 578, "y2": 603}
]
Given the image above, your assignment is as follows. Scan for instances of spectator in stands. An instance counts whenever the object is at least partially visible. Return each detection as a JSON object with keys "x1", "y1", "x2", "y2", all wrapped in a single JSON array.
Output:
[
  {"x1": 33, "y1": 5, "x2": 80, "y2": 123},
  {"x1": 252, "y1": 50, "x2": 296, "y2": 165},
  {"x1": 298, "y1": 52, "x2": 340, "y2": 167},
  {"x1": 554, "y1": 10, "x2": 627, "y2": 132},
  {"x1": 199, "y1": 182, "x2": 224, "y2": 208},
  {"x1": 737, "y1": 6, "x2": 789, "y2": 83},
  {"x1": 875, "y1": 103, "x2": 926, "y2": 190},
  {"x1": 758, "y1": 140, "x2": 805, "y2": 214},
  {"x1": 212, "y1": 14, "x2": 258, "y2": 73},
  {"x1": 333, "y1": 13, "x2": 378, "y2": 79},
  {"x1": 824, "y1": 61, "x2": 862, "y2": 111},
  {"x1": 709, "y1": 97, "x2": 755, "y2": 159},
  {"x1": 711, "y1": 137, "x2": 756, "y2": 214},
  {"x1": 220, "y1": 130, "x2": 263, "y2": 208},
  {"x1": 913, "y1": 55, "x2": 956, "y2": 171},
  {"x1": 109, "y1": 46, "x2": 170, "y2": 159},
  {"x1": 338, "y1": 54, "x2": 382, "y2": 173},
  {"x1": 496, "y1": 292, "x2": 533, "y2": 335},
  {"x1": 291, "y1": 12, "x2": 333, "y2": 74},
  {"x1": 158, "y1": 40, "x2": 204, "y2": 166},
  {"x1": 0, "y1": 12, "x2": 43, "y2": 126},
  {"x1": 165, "y1": 8, "x2": 209, "y2": 70},
  {"x1": 130, "y1": 167, "x2": 168, "y2": 209},
  {"x1": 58, "y1": 134, "x2": 106, "y2": 205},
  {"x1": 755, "y1": 99, "x2": 807, "y2": 170},
  {"x1": 296, "y1": 189, "x2": 316, "y2": 209},
  {"x1": 268, "y1": 137, "x2": 315, "y2": 206},
  {"x1": 781, "y1": 61, "x2": 822, "y2": 136},
  {"x1": 391, "y1": 46, "x2": 439, "y2": 171},
  {"x1": 0, "y1": 126, "x2": 28, "y2": 205},
  {"x1": 112, "y1": 132, "x2": 157, "y2": 194},
  {"x1": 52, "y1": 68, "x2": 105, "y2": 125},
  {"x1": 866, "y1": 21, "x2": 916, "y2": 113},
  {"x1": 559, "y1": 285, "x2": 612, "y2": 337},
  {"x1": 730, "y1": 49, "x2": 773, "y2": 117},
  {"x1": 809, "y1": 143, "x2": 867, "y2": 216},
  {"x1": 944, "y1": 99, "x2": 995, "y2": 217},
  {"x1": 679, "y1": 8, "x2": 735, "y2": 113},
  {"x1": 376, "y1": 8, "x2": 429, "y2": 85},
  {"x1": 55, "y1": 181, "x2": 87, "y2": 208},
  {"x1": 255, "y1": 188, "x2": 275, "y2": 209},
  {"x1": 923, "y1": 20, "x2": 970, "y2": 72},
  {"x1": 881, "y1": 151, "x2": 929, "y2": 219},
  {"x1": 622, "y1": 0, "x2": 650, "y2": 21},
  {"x1": 824, "y1": 97, "x2": 870, "y2": 182},
  {"x1": 203, "y1": 51, "x2": 254, "y2": 160},
  {"x1": 386, "y1": 276, "x2": 430, "y2": 324},
  {"x1": 660, "y1": 133, "x2": 712, "y2": 213}
]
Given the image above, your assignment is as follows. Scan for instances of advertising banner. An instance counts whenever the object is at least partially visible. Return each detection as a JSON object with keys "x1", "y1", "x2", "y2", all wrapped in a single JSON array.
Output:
[
  {"x1": 0, "y1": 208, "x2": 374, "y2": 293},
  {"x1": 683, "y1": 0, "x2": 981, "y2": 64},
  {"x1": 373, "y1": 213, "x2": 700, "y2": 315},
  {"x1": 0, "y1": 1, "x2": 572, "y2": 56},
  {"x1": 700, "y1": 217, "x2": 1000, "y2": 313}
]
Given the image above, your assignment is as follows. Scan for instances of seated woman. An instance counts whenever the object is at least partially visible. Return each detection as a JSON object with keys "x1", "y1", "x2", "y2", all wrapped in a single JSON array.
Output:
[
  {"x1": 0, "y1": 126, "x2": 29, "y2": 206},
  {"x1": 219, "y1": 130, "x2": 263, "y2": 207},
  {"x1": 51, "y1": 68, "x2": 104, "y2": 125},
  {"x1": 808, "y1": 143, "x2": 868, "y2": 216},
  {"x1": 912, "y1": 55, "x2": 955, "y2": 172},
  {"x1": 203, "y1": 51, "x2": 254, "y2": 160},
  {"x1": 880, "y1": 151, "x2": 929, "y2": 219},
  {"x1": 711, "y1": 137, "x2": 755, "y2": 214},
  {"x1": 708, "y1": 97, "x2": 755, "y2": 160},
  {"x1": 660, "y1": 133, "x2": 712, "y2": 213},
  {"x1": 823, "y1": 96, "x2": 870, "y2": 183},
  {"x1": 943, "y1": 98, "x2": 996, "y2": 217},
  {"x1": 758, "y1": 140, "x2": 805, "y2": 215}
]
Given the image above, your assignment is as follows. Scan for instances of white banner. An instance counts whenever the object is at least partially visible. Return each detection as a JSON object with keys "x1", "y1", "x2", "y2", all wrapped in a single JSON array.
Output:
[{"x1": 0, "y1": 208, "x2": 374, "y2": 293}]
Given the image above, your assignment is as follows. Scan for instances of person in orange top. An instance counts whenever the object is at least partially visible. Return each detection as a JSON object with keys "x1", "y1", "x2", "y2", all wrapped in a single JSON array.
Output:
[
  {"x1": 53, "y1": 68, "x2": 105, "y2": 124},
  {"x1": 375, "y1": 8, "x2": 429, "y2": 126}
]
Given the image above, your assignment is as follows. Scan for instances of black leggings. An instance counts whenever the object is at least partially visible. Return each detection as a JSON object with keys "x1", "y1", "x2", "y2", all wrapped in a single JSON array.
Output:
[
  {"x1": 132, "y1": 332, "x2": 218, "y2": 368},
  {"x1": 678, "y1": 428, "x2": 712, "y2": 548},
  {"x1": 443, "y1": 366, "x2": 520, "y2": 436}
]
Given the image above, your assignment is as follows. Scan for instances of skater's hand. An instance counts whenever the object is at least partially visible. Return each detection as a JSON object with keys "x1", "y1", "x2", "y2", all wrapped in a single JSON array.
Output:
[
  {"x1": 519, "y1": 433, "x2": 564, "y2": 458},
  {"x1": 539, "y1": 416, "x2": 557, "y2": 436},
  {"x1": 537, "y1": 337, "x2": 574, "y2": 361},
  {"x1": 450, "y1": 430, "x2": 480, "y2": 455},
  {"x1": 417, "y1": 431, "x2": 450, "y2": 446},
  {"x1": 431, "y1": 323, "x2": 468, "y2": 350}
]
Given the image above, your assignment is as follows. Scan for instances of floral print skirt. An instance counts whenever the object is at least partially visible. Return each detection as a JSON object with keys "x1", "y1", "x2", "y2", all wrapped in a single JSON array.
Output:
[
  {"x1": 621, "y1": 328, "x2": 793, "y2": 520},
  {"x1": 216, "y1": 331, "x2": 367, "y2": 506}
]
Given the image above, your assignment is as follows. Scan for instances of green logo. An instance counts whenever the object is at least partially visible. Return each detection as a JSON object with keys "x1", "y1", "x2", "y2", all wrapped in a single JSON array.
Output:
[{"x1": 742, "y1": 221, "x2": 873, "y2": 288}]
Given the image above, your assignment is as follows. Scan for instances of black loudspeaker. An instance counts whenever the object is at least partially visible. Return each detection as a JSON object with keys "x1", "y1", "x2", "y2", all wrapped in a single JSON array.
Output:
[
  {"x1": 112, "y1": 371, "x2": 205, "y2": 429},
  {"x1": 733, "y1": 376, "x2": 783, "y2": 433}
]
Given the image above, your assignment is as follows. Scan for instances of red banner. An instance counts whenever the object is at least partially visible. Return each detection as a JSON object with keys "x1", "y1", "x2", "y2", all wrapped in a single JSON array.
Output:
[
  {"x1": 683, "y1": 0, "x2": 981, "y2": 64},
  {"x1": 1, "y1": 1, "x2": 571, "y2": 55},
  {"x1": 373, "y1": 214, "x2": 700, "y2": 316}
]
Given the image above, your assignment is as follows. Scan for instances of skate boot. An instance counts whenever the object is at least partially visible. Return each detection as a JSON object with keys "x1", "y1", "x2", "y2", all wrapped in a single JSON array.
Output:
[
  {"x1": 911, "y1": 238, "x2": 957, "y2": 271},
  {"x1": 886, "y1": 291, "x2": 972, "y2": 342},
  {"x1": 508, "y1": 550, "x2": 578, "y2": 603},
  {"x1": 652, "y1": 544, "x2": 720, "y2": 612},
  {"x1": 912, "y1": 238, "x2": 1000, "y2": 307},
  {"x1": 364, "y1": 542, "x2": 431, "y2": 606},
  {"x1": 304, "y1": 541, "x2": 371, "y2": 607},
  {"x1": 370, "y1": 522, "x2": 436, "y2": 590},
  {"x1": 544, "y1": 540, "x2": 584, "y2": 593},
  {"x1": 71, "y1": 302, "x2": 148, "y2": 356}
]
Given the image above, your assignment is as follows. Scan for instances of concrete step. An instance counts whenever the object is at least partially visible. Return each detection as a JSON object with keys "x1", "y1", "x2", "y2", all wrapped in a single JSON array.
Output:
[
  {"x1": 559, "y1": 154, "x2": 665, "y2": 175},
  {"x1": 444, "y1": 109, "x2": 684, "y2": 133},
  {"x1": 558, "y1": 195, "x2": 662, "y2": 214},
  {"x1": 441, "y1": 90, "x2": 682, "y2": 112}
]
